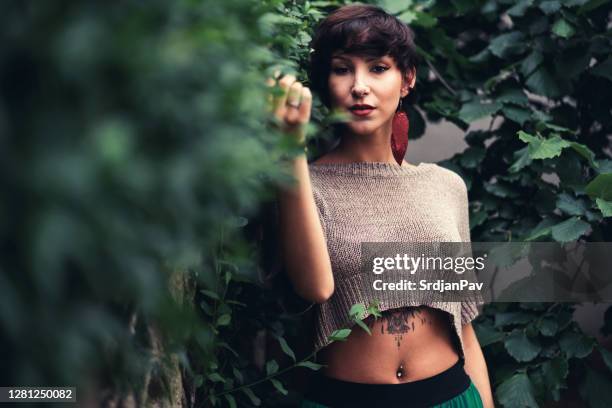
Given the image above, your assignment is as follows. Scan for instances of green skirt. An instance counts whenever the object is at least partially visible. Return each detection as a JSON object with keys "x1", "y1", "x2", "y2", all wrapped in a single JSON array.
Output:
[
  {"x1": 300, "y1": 380, "x2": 483, "y2": 408},
  {"x1": 299, "y1": 359, "x2": 483, "y2": 408}
]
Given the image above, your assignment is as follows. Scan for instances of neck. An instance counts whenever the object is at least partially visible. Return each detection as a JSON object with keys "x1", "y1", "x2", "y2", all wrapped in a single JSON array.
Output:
[{"x1": 334, "y1": 121, "x2": 399, "y2": 164}]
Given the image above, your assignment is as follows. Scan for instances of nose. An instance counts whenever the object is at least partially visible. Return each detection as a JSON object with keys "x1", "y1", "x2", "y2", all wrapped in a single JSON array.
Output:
[
  {"x1": 351, "y1": 71, "x2": 370, "y2": 98},
  {"x1": 352, "y1": 83, "x2": 369, "y2": 98}
]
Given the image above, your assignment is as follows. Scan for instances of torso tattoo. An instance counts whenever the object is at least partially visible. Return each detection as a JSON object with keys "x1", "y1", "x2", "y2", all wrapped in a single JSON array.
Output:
[{"x1": 365, "y1": 306, "x2": 436, "y2": 348}]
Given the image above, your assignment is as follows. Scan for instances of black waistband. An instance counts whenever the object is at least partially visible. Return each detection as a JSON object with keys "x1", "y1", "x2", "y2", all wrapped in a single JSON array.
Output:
[{"x1": 303, "y1": 358, "x2": 470, "y2": 408}]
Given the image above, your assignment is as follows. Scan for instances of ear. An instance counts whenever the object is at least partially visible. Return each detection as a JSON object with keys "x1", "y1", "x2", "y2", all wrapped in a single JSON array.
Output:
[{"x1": 401, "y1": 68, "x2": 416, "y2": 97}]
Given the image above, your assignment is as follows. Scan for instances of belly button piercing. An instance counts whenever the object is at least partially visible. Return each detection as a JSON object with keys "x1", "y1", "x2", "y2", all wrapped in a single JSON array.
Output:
[{"x1": 396, "y1": 364, "x2": 404, "y2": 378}]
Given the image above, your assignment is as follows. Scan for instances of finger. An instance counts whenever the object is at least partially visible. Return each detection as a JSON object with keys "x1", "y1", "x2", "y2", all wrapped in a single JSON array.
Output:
[
  {"x1": 286, "y1": 86, "x2": 311, "y2": 124},
  {"x1": 299, "y1": 87, "x2": 312, "y2": 124},
  {"x1": 274, "y1": 75, "x2": 296, "y2": 118},
  {"x1": 286, "y1": 81, "x2": 303, "y2": 109},
  {"x1": 265, "y1": 77, "x2": 277, "y2": 113},
  {"x1": 284, "y1": 87, "x2": 312, "y2": 143}
]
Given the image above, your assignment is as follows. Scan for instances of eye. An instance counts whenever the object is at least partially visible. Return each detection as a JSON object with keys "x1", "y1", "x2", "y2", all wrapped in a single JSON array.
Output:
[
  {"x1": 372, "y1": 65, "x2": 389, "y2": 73},
  {"x1": 331, "y1": 66, "x2": 349, "y2": 75}
]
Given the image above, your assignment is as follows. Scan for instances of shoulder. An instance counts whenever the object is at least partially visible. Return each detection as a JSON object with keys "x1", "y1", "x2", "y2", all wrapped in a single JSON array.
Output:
[{"x1": 428, "y1": 163, "x2": 469, "y2": 194}]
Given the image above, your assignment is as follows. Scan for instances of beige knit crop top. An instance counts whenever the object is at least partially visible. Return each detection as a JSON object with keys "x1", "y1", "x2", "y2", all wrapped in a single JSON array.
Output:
[{"x1": 308, "y1": 161, "x2": 484, "y2": 358}]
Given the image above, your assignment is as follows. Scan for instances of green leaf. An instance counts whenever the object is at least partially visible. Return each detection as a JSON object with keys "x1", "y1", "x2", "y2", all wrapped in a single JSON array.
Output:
[
  {"x1": 596, "y1": 160, "x2": 612, "y2": 174},
  {"x1": 599, "y1": 346, "x2": 612, "y2": 372},
  {"x1": 470, "y1": 210, "x2": 487, "y2": 228},
  {"x1": 509, "y1": 146, "x2": 532, "y2": 173},
  {"x1": 519, "y1": 131, "x2": 571, "y2": 160},
  {"x1": 224, "y1": 394, "x2": 237, "y2": 408},
  {"x1": 586, "y1": 173, "x2": 612, "y2": 200},
  {"x1": 578, "y1": 0, "x2": 608, "y2": 13},
  {"x1": 526, "y1": 66, "x2": 562, "y2": 98},
  {"x1": 580, "y1": 367, "x2": 612, "y2": 408},
  {"x1": 552, "y1": 18, "x2": 576, "y2": 38},
  {"x1": 201, "y1": 289, "x2": 220, "y2": 300},
  {"x1": 559, "y1": 331, "x2": 595, "y2": 358},
  {"x1": 524, "y1": 218, "x2": 556, "y2": 241},
  {"x1": 521, "y1": 51, "x2": 544, "y2": 78},
  {"x1": 517, "y1": 130, "x2": 538, "y2": 144},
  {"x1": 556, "y1": 193, "x2": 588, "y2": 216},
  {"x1": 217, "y1": 314, "x2": 231, "y2": 326},
  {"x1": 489, "y1": 32, "x2": 526, "y2": 58},
  {"x1": 241, "y1": 388, "x2": 261, "y2": 406},
  {"x1": 502, "y1": 105, "x2": 531, "y2": 126},
  {"x1": 541, "y1": 356, "x2": 569, "y2": 394},
  {"x1": 539, "y1": 318, "x2": 559, "y2": 336},
  {"x1": 329, "y1": 328, "x2": 352, "y2": 341},
  {"x1": 398, "y1": 10, "x2": 437, "y2": 27},
  {"x1": 232, "y1": 367, "x2": 243, "y2": 384},
  {"x1": 458, "y1": 101, "x2": 501, "y2": 123},
  {"x1": 507, "y1": 0, "x2": 534, "y2": 16},
  {"x1": 591, "y1": 56, "x2": 612, "y2": 81},
  {"x1": 497, "y1": 89, "x2": 530, "y2": 106},
  {"x1": 276, "y1": 336, "x2": 296, "y2": 362},
  {"x1": 551, "y1": 217, "x2": 590, "y2": 242},
  {"x1": 379, "y1": 0, "x2": 412, "y2": 14},
  {"x1": 354, "y1": 318, "x2": 372, "y2": 335},
  {"x1": 540, "y1": 0, "x2": 562, "y2": 14},
  {"x1": 495, "y1": 312, "x2": 534, "y2": 327},
  {"x1": 266, "y1": 359, "x2": 279, "y2": 375},
  {"x1": 532, "y1": 134, "x2": 571, "y2": 159},
  {"x1": 194, "y1": 374, "x2": 204, "y2": 388},
  {"x1": 475, "y1": 323, "x2": 504, "y2": 347},
  {"x1": 497, "y1": 372, "x2": 539, "y2": 408},
  {"x1": 349, "y1": 303, "x2": 366, "y2": 319},
  {"x1": 208, "y1": 372, "x2": 226, "y2": 383},
  {"x1": 545, "y1": 123, "x2": 576, "y2": 133},
  {"x1": 366, "y1": 300, "x2": 382, "y2": 317},
  {"x1": 596, "y1": 198, "x2": 612, "y2": 217},
  {"x1": 297, "y1": 361, "x2": 324, "y2": 370},
  {"x1": 504, "y1": 330, "x2": 542, "y2": 362},
  {"x1": 459, "y1": 147, "x2": 486, "y2": 169},
  {"x1": 484, "y1": 182, "x2": 520, "y2": 198},
  {"x1": 270, "y1": 378, "x2": 288, "y2": 395},
  {"x1": 569, "y1": 141, "x2": 599, "y2": 169}
]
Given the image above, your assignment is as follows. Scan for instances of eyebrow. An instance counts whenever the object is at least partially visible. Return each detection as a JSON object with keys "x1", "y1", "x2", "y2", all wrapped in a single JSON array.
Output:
[{"x1": 331, "y1": 55, "x2": 388, "y2": 62}]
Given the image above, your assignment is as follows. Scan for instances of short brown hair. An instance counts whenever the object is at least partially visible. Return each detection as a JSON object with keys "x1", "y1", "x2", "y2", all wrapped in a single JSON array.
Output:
[{"x1": 308, "y1": 4, "x2": 420, "y2": 108}]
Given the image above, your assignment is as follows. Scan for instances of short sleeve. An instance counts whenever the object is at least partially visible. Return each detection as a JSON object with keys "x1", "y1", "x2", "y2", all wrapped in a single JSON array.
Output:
[{"x1": 461, "y1": 297, "x2": 484, "y2": 325}]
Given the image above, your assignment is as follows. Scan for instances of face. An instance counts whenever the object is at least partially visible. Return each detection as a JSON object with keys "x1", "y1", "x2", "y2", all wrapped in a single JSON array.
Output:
[{"x1": 327, "y1": 53, "x2": 414, "y2": 136}]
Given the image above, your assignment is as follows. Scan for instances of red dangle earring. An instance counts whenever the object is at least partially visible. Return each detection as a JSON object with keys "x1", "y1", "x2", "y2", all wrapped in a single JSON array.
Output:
[{"x1": 391, "y1": 96, "x2": 409, "y2": 166}]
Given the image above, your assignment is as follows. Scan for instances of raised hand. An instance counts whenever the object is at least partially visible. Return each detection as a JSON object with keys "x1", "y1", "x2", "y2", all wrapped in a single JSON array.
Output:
[{"x1": 266, "y1": 72, "x2": 312, "y2": 144}]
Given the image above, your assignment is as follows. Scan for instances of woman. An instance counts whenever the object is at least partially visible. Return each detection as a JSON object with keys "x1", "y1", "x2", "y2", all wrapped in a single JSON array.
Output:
[{"x1": 272, "y1": 4, "x2": 493, "y2": 407}]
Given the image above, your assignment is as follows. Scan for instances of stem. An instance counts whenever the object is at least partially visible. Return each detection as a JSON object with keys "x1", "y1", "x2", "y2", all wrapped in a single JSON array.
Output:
[
  {"x1": 210, "y1": 351, "x2": 322, "y2": 400},
  {"x1": 488, "y1": 115, "x2": 497, "y2": 132},
  {"x1": 424, "y1": 58, "x2": 457, "y2": 96}
]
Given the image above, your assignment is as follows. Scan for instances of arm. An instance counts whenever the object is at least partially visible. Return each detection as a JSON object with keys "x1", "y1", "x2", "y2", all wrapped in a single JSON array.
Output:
[
  {"x1": 456, "y1": 174, "x2": 494, "y2": 406},
  {"x1": 271, "y1": 74, "x2": 334, "y2": 304},
  {"x1": 462, "y1": 322, "x2": 495, "y2": 408},
  {"x1": 277, "y1": 154, "x2": 334, "y2": 303}
]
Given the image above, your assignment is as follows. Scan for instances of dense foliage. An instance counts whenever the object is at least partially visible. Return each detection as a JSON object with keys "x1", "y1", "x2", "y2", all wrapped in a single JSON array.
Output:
[{"x1": 1, "y1": 0, "x2": 610, "y2": 407}]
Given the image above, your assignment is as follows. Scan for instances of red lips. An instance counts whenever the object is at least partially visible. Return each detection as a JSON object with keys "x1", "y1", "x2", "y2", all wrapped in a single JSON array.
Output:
[
  {"x1": 350, "y1": 104, "x2": 375, "y2": 110},
  {"x1": 350, "y1": 104, "x2": 375, "y2": 117}
]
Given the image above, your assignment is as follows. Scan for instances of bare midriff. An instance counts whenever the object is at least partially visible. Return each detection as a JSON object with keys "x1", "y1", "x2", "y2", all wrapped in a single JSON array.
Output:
[{"x1": 318, "y1": 306, "x2": 461, "y2": 384}]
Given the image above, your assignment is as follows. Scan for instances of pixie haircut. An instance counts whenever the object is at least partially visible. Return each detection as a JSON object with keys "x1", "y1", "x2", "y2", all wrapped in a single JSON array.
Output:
[{"x1": 308, "y1": 4, "x2": 420, "y2": 109}]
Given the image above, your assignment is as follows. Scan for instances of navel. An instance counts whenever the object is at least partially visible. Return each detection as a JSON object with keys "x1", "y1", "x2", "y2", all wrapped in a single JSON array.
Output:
[{"x1": 396, "y1": 363, "x2": 404, "y2": 379}]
